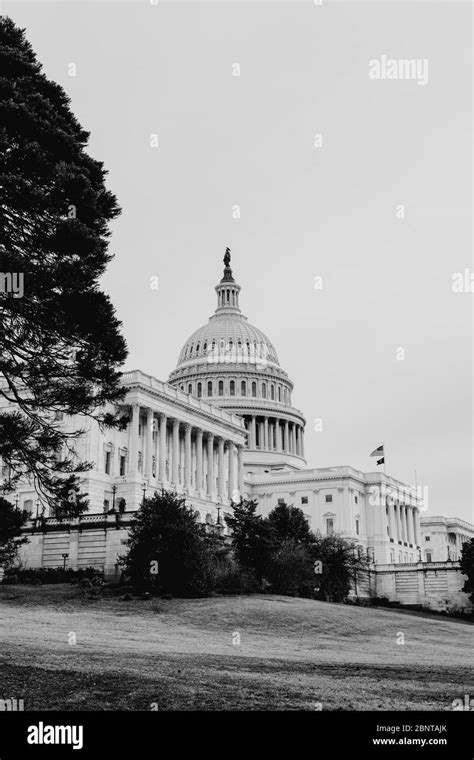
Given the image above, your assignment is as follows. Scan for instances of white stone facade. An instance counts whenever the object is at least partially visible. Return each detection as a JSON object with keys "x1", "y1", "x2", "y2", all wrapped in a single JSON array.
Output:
[{"x1": 420, "y1": 516, "x2": 474, "y2": 562}]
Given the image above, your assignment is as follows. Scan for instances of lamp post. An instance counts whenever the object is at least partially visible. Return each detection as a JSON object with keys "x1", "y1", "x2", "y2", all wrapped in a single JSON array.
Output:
[
  {"x1": 112, "y1": 484, "x2": 117, "y2": 512},
  {"x1": 142, "y1": 480, "x2": 147, "y2": 506},
  {"x1": 216, "y1": 505, "x2": 221, "y2": 526},
  {"x1": 61, "y1": 553, "x2": 69, "y2": 570}
]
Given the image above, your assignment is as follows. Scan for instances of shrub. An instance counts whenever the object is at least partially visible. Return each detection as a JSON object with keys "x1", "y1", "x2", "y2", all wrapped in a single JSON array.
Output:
[
  {"x1": 120, "y1": 489, "x2": 216, "y2": 597},
  {"x1": 3, "y1": 566, "x2": 102, "y2": 584},
  {"x1": 266, "y1": 538, "x2": 315, "y2": 597}
]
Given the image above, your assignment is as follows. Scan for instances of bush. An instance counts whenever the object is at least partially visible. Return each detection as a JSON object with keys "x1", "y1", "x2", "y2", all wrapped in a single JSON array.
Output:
[
  {"x1": 266, "y1": 539, "x2": 315, "y2": 597},
  {"x1": 120, "y1": 490, "x2": 217, "y2": 597},
  {"x1": 3, "y1": 566, "x2": 102, "y2": 585},
  {"x1": 211, "y1": 554, "x2": 259, "y2": 594}
]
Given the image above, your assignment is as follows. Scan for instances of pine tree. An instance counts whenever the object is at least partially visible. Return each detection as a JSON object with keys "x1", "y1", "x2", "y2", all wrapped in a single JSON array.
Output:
[
  {"x1": 0, "y1": 18, "x2": 128, "y2": 515},
  {"x1": 0, "y1": 496, "x2": 29, "y2": 568},
  {"x1": 266, "y1": 502, "x2": 315, "y2": 547},
  {"x1": 225, "y1": 498, "x2": 273, "y2": 584}
]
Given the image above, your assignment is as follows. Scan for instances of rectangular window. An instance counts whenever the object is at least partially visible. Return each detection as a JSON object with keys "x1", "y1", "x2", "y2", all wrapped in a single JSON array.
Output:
[
  {"x1": 301, "y1": 496, "x2": 308, "y2": 505},
  {"x1": 356, "y1": 519, "x2": 360, "y2": 535},
  {"x1": 425, "y1": 536, "x2": 430, "y2": 541},
  {"x1": 105, "y1": 451, "x2": 111, "y2": 475},
  {"x1": 326, "y1": 518, "x2": 334, "y2": 535},
  {"x1": 354, "y1": 495, "x2": 358, "y2": 504},
  {"x1": 120, "y1": 455, "x2": 126, "y2": 476},
  {"x1": 277, "y1": 498, "x2": 285, "y2": 505},
  {"x1": 426, "y1": 552, "x2": 432, "y2": 563},
  {"x1": 325, "y1": 494, "x2": 333, "y2": 503}
]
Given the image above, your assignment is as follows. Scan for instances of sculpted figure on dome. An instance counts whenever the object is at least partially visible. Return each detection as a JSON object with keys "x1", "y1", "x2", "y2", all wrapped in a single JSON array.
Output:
[{"x1": 223, "y1": 247, "x2": 231, "y2": 267}]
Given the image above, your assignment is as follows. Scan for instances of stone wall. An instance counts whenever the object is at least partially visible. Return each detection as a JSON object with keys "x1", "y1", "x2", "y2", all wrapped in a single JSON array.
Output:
[
  {"x1": 16, "y1": 515, "x2": 132, "y2": 582},
  {"x1": 375, "y1": 561, "x2": 472, "y2": 613}
]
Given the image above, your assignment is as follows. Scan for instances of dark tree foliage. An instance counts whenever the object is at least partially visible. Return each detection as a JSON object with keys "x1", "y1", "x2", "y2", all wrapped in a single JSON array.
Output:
[
  {"x1": 225, "y1": 498, "x2": 273, "y2": 585},
  {"x1": 460, "y1": 538, "x2": 474, "y2": 604},
  {"x1": 0, "y1": 18, "x2": 128, "y2": 515},
  {"x1": 266, "y1": 502, "x2": 316, "y2": 547},
  {"x1": 266, "y1": 538, "x2": 315, "y2": 597},
  {"x1": 120, "y1": 490, "x2": 215, "y2": 597},
  {"x1": 0, "y1": 496, "x2": 29, "y2": 567},
  {"x1": 311, "y1": 533, "x2": 371, "y2": 603}
]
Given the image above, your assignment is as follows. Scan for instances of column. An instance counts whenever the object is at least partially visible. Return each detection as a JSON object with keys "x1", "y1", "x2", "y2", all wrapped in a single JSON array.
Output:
[
  {"x1": 401, "y1": 504, "x2": 407, "y2": 542},
  {"x1": 196, "y1": 429, "x2": 203, "y2": 493},
  {"x1": 158, "y1": 413, "x2": 167, "y2": 482},
  {"x1": 251, "y1": 416, "x2": 256, "y2": 449},
  {"x1": 395, "y1": 502, "x2": 402, "y2": 542},
  {"x1": 172, "y1": 419, "x2": 180, "y2": 485},
  {"x1": 284, "y1": 420, "x2": 289, "y2": 452},
  {"x1": 129, "y1": 404, "x2": 139, "y2": 474},
  {"x1": 207, "y1": 433, "x2": 214, "y2": 497},
  {"x1": 406, "y1": 507, "x2": 414, "y2": 545},
  {"x1": 275, "y1": 421, "x2": 281, "y2": 451},
  {"x1": 228, "y1": 442, "x2": 236, "y2": 500},
  {"x1": 413, "y1": 507, "x2": 421, "y2": 547},
  {"x1": 145, "y1": 408, "x2": 154, "y2": 479},
  {"x1": 389, "y1": 502, "x2": 397, "y2": 542},
  {"x1": 263, "y1": 417, "x2": 269, "y2": 450},
  {"x1": 295, "y1": 426, "x2": 300, "y2": 456},
  {"x1": 300, "y1": 427, "x2": 305, "y2": 459},
  {"x1": 237, "y1": 445, "x2": 244, "y2": 498},
  {"x1": 184, "y1": 424, "x2": 192, "y2": 490},
  {"x1": 217, "y1": 437, "x2": 226, "y2": 501},
  {"x1": 291, "y1": 423, "x2": 296, "y2": 454}
]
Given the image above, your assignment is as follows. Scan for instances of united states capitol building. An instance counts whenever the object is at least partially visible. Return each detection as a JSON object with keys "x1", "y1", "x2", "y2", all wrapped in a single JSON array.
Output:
[{"x1": 4, "y1": 251, "x2": 474, "y2": 601}]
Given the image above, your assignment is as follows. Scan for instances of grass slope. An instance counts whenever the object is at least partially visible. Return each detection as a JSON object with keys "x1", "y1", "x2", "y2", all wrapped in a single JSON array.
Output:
[{"x1": 0, "y1": 585, "x2": 472, "y2": 711}]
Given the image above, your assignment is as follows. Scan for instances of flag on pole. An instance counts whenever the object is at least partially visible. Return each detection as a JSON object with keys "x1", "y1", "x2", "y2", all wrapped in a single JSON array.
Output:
[{"x1": 370, "y1": 444, "x2": 384, "y2": 466}]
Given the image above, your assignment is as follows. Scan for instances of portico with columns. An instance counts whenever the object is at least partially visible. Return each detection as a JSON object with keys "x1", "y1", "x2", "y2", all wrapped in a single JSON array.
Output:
[{"x1": 122, "y1": 372, "x2": 247, "y2": 515}]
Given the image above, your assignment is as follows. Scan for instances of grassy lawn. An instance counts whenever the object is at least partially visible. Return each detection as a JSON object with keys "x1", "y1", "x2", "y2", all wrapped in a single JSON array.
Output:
[{"x1": 0, "y1": 585, "x2": 472, "y2": 711}]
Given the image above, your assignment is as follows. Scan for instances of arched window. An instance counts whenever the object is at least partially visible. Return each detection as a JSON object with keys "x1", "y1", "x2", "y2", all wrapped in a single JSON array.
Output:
[
  {"x1": 180, "y1": 385, "x2": 184, "y2": 391},
  {"x1": 207, "y1": 381, "x2": 212, "y2": 397},
  {"x1": 278, "y1": 386, "x2": 281, "y2": 402},
  {"x1": 196, "y1": 343, "x2": 200, "y2": 354},
  {"x1": 241, "y1": 380, "x2": 246, "y2": 396},
  {"x1": 197, "y1": 382, "x2": 202, "y2": 398},
  {"x1": 230, "y1": 380, "x2": 235, "y2": 396},
  {"x1": 189, "y1": 344, "x2": 194, "y2": 356},
  {"x1": 203, "y1": 342, "x2": 207, "y2": 353},
  {"x1": 252, "y1": 381, "x2": 257, "y2": 397},
  {"x1": 226, "y1": 289, "x2": 230, "y2": 302},
  {"x1": 271, "y1": 384, "x2": 275, "y2": 400},
  {"x1": 188, "y1": 384, "x2": 192, "y2": 394},
  {"x1": 218, "y1": 380, "x2": 224, "y2": 396},
  {"x1": 24, "y1": 499, "x2": 33, "y2": 515},
  {"x1": 262, "y1": 383, "x2": 267, "y2": 399}
]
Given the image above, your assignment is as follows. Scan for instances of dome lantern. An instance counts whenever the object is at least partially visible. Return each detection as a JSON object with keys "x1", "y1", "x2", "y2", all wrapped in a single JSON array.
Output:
[{"x1": 215, "y1": 247, "x2": 242, "y2": 316}]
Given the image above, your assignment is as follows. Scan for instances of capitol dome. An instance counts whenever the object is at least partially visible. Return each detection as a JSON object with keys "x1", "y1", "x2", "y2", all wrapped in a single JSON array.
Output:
[{"x1": 168, "y1": 249, "x2": 306, "y2": 471}]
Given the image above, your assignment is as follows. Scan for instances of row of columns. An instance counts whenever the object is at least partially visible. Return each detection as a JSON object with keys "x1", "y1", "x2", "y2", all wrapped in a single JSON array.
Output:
[
  {"x1": 246, "y1": 415, "x2": 304, "y2": 458},
  {"x1": 129, "y1": 405, "x2": 244, "y2": 501},
  {"x1": 387, "y1": 502, "x2": 421, "y2": 547}
]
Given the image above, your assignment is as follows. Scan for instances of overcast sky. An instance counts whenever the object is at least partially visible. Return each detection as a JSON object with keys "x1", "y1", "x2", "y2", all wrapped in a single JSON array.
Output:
[{"x1": 6, "y1": 1, "x2": 472, "y2": 522}]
